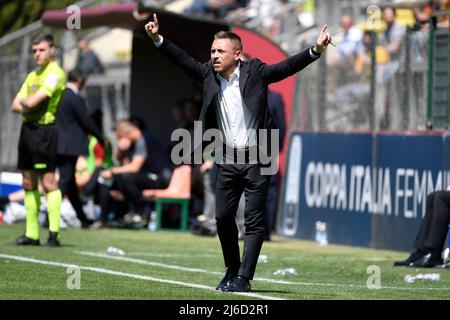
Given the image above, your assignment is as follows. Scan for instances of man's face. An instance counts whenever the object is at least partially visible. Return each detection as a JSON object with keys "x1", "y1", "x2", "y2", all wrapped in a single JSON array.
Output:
[
  {"x1": 210, "y1": 38, "x2": 241, "y2": 76},
  {"x1": 116, "y1": 124, "x2": 139, "y2": 142},
  {"x1": 32, "y1": 41, "x2": 54, "y2": 67},
  {"x1": 78, "y1": 39, "x2": 89, "y2": 52},
  {"x1": 383, "y1": 8, "x2": 395, "y2": 24},
  {"x1": 341, "y1": 16, "x2": 352, "y2": 32},
  {"x1": 116, "y1": 126, "x2": 130, "y2": 140}
]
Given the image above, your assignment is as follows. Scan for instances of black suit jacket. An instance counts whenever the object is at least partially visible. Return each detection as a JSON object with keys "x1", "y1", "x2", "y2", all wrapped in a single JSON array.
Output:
[
  {"x1": 157, "y1": 37, "x2": 320, "y2": 150},
  {"x1": 56, "y1": 87, "x2": 104, "y2": 156},
  {"x1": 267, "y1": 90, "x2": 286, "y2": 151}
]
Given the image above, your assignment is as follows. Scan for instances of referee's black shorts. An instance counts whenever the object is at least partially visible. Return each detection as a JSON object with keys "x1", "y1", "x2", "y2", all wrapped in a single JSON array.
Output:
[{"x1": 17, "y1": 122, "x2": 58, "y2": 172}]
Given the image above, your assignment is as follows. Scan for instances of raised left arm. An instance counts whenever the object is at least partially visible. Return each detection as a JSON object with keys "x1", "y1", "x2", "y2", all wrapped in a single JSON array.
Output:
[{"x1": 258, "y1": 24, "x2": 333, "y2": 84}]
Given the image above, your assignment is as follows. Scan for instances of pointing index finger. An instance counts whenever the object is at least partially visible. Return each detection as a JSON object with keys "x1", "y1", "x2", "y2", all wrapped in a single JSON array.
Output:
[{"x1": 153, "y1": 13, "x2": 158, "y2": 24}]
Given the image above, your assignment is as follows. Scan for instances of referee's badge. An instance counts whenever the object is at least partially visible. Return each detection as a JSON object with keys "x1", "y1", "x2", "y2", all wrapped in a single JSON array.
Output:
[
  {"x1": 29, "y1": 83, "x2": 38, "y2": 94},
  {"x1": 44, "y1": 74, "x2": 60, "y2": 89}
]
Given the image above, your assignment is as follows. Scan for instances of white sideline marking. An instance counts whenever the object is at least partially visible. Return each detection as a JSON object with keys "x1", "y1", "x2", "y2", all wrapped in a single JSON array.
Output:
[
  {"x1": 0, "y1": 253, "x2": 285, "y2": 300},
  {"x1": 78, "y1": 251, "x2": 222, "y2": 275},
  {"x1": 77, "y1": 251, "x2": 450, "y2": 292},
  {"x1": 128, "y1": 252, "x2": 218, "y2": 258}
]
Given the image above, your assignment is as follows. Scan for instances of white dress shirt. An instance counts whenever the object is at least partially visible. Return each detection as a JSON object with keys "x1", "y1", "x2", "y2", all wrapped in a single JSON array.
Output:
[
  {"x1": 66, "y1": 82, "x2": 79, "y2": 95},
  {"x1": 216, "y1": 63, "x2": 258, "y2": 149}
]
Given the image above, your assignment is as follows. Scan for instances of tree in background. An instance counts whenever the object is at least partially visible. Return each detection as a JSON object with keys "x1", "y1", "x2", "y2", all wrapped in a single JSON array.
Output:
[{"x1": 0, "y1": 0, "x2": 78, "y2": 37}]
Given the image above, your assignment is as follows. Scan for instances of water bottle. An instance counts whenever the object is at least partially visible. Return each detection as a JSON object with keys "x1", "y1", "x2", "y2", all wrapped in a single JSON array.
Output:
[
  {"x1": 416, "y1": 273, "x2": 440, "y2": 281},
  {"x1": 258, "y1": 254, "x2": 268, "y2": 264},
  {"x1": 98, "y1": 175, "x2": 113, "y2": 188},
  {"x1": 404, "y1": 273, "x2": 441, "y2": 283},
  {"x1": 273, "y1": 268, "x2": 297, "y2": 276},
  {"x1": 315, "y1": 221, "x2": 322, "y2": 244},
  {"x1": 322, "y1": 222, "x2": 328, "y2": 245},
  {"x1": 148, "y1": 211, "x2": 157, "y2": 231},
  {"x1": 106, "y1": 246, "x2": 125, "y2": 255},
  {"x1": 315, "y1": 221, "x2": 328, "y2": 246},
  {"x1": 84, "y1": 199, "x2": 96, "y2": 220}
]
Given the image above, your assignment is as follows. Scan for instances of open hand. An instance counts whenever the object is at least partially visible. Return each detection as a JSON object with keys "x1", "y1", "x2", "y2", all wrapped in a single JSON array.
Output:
[
  {"x1": 117, "y1": 137, "x2": 132, "y2": 151},
  {"x1": 100, "y1": 169, "x2": 113, "y2": 179}
]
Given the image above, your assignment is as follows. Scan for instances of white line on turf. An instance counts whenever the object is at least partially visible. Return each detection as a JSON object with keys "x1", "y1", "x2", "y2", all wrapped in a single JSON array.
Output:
[
  {"x1": 0, "y1": 253, "x2": 285, "y2": 300},
  {"x1": 76, "y1": 251, "x2": 450, "y2": 292},
  {"x1": 127, "y1": 252, "x2": 218, "y2": 258},
  {"x1": 77, "y1": 251, "x2": 223, "y2": 275}
]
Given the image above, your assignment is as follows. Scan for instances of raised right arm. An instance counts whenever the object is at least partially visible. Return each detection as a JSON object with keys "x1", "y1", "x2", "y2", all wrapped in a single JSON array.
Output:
[{"x1": 145, "y1": 14, "x2": 207, "y2": 82}]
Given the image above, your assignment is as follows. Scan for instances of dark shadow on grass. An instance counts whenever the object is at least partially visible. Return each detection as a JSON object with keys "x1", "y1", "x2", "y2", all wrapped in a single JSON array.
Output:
[
  {"x1": 251, "y1": 289, "x2": 291, "y2": 294},
  {"x1": 44, "y1": 243, "x2": 77, "y2": 248},
  {"x1": 262, "y1": 239, "x2": 288, "y2": 244},
  {"x1": 5, "y1": 241, "x2": 77, "y2": 248},
  {"x1": 5, "y1": 240, "x2": 38, "y2": 247}
]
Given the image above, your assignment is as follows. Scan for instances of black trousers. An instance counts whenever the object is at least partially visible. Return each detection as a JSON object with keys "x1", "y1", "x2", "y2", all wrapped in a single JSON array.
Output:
[
  {"x1": 57, "y1": 155, "x2": 89, "y2": 223},
  {"x1": 99, "y1": 172, "x2": 168, "y2": 223},
  {"x1": 83, "y1": 167, "x2": 101, "y2": 197},
  {"x1": 414, "y1": 191, "x2": 450, "y2": 253},
  {"x1": 215, "y1": 163, "x2": 271, "y2": 280},
  {"x1": 265, "y1": 173, "x2": 279, "y2": 238}
]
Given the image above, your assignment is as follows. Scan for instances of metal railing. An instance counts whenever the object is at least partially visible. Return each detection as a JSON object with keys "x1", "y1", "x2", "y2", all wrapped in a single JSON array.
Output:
[
  {"x1": 427, "y1": 10, "x2": 450, "y2": 129},
  {"x1": 291, "y1": 24, "x2": 431, "y2": 132}
]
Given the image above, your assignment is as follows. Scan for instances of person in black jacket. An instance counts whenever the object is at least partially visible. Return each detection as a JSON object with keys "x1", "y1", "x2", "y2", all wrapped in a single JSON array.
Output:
[
  {"x1": 75, "y1": 39, "x2": 104, "y2": 76},
  {"x1": 394, "y1": 190, "x2": 450, "y2": 268},
  {"x1": 145, "y1": 14, "x2": 332, "y2": 292},
  {"x1": 56, "y1": 69, "x2": 104, "y2": 228}
]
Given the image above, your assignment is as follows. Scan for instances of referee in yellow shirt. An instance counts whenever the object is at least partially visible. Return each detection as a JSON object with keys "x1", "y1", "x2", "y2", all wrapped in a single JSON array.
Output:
[{"x1": 11, "y1": 33, "x2": 66, "y2": 247}]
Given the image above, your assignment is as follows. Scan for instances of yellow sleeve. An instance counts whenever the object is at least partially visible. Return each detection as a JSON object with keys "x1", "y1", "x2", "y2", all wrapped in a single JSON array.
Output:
[
  {"x1": 17, "y1": 75, "x2": 30, "y2": 98},
  {"x1": 40, "y1": 70, "x2": 64, "y2": 98}
]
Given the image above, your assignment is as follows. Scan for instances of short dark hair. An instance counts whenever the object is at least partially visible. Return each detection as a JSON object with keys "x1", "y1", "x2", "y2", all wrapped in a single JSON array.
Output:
[
  {"x1": 241, "y1": 52, "x2": 252, "y2": 62},
  {"x1": 67, "y1": 69, "x2": 86, "y2": 83},
  {"x1": 128, "y1": 115, "x2": 147, "y2": 131},
  {"x1": 213, "y1": 31, "x2": 242, "y2": 51},
  {"x1": 32, "y1": 33, "x2": 55, "y2": 47},
  {"x1": 114, "y1": 119, "x2": 139, "y2": 133},
  {"x1": 383, "y1": 5, "x2": 396, "y2": 14}
]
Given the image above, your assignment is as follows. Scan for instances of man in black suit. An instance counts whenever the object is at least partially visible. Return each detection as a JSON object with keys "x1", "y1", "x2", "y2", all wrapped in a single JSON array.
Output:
[
  {"x1": 145, "y1": 14, "x2": 332, "y2": 292},
  {"x1": 394, "y1": 190, "x2": 449, "y2": 268},
  {"x1": 56, "y1": 69, "x2": 104, "y2": 229}
]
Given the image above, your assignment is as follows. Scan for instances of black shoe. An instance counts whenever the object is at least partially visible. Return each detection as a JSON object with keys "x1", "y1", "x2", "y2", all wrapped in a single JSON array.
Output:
[
  {"x1": 216, "y1": 268, "x2": 238, "y2": 291},
  {"x1": 393, "y1": 250, "x2": 426, "y2": 267},
  {"x1": 191, "y1": 223, "x2": 217, "y2": 237},
  {"x1": 81, "y1": 219, "x2": 94, "y2": 229},
  {"x1": 435, "y1": 261, "x2": 450, "y2": 269},
  {"x1": 16, "y1": 235, "x2": 40, "y2": 246},
  {"x1": 46, "y1": 232, "x2": 61, "y2": 247},
  {"x1": 411, "y1": 252, "x2": 443, "y2": 268},
  {"x1": 223, "y1": 276, "x2": 251, "y2": 292},
  {"x1": 123, "y1": 212, "x2": 144, "y2": 224}
]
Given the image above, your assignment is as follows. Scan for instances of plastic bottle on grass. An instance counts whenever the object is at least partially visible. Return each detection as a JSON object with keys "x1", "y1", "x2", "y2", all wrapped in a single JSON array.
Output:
[
  {"x1": 315, "y1": 221, "x2": 328, "y2": 246},
  {"x1": 148, "y1": 211, "x2": 157, "y2": 231},
  {"x1": 106, "y1": 246, "x2": 125, "y2": 255},
  {"x1": 404, "y1": 273, "x2": 440, "y2": 283}
]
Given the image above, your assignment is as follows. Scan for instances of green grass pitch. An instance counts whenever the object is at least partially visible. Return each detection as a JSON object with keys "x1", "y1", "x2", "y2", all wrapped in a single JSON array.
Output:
[{"x1": 1, "y1": 223, "x2": 449, "y2": 300}]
